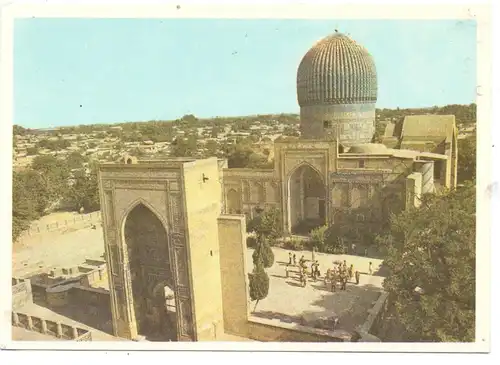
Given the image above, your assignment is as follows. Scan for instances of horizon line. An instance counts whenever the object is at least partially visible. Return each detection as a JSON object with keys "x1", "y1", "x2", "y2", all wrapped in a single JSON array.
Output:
[{"x1": 15, "y1": 102, "x2": 476, "y2": 130}]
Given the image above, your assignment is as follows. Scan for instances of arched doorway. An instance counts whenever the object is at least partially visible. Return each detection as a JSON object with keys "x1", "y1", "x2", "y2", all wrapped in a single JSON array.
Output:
[
  {"x1": 226, "y1": 188, "x2": 241, "y2": 214},
  {"x1": 124, "y1": 203, "x2": 177, "y2": 341},
  {"x1": 288, "y1": 164, "x2": 326, "y2": 234}
]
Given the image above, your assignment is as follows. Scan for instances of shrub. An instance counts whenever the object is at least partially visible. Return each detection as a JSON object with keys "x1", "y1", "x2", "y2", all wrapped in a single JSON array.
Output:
[
  {"x1": 246, "y1": 236, "x2": 257, "y2": 248},
  {"x1": 252, "y1": 239, "x2": 275, "y2": 268},
  {"x1": 284, "y1": 238, "x2": 306, "y2": 251},
  {"x1": 248, "y1": 260, "x2": 269, "y2": 312}
]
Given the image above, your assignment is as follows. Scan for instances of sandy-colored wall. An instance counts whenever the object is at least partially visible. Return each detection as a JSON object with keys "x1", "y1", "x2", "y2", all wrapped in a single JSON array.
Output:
[
  {"x1": 247, "y1": 318, "x2": 346, "y2": 342},
  {"x1": 217, "y1": 215, "x2": 250, "y2": 338},
  {"x1": 12, "y1": 278, "x2": 33, "y2": 311},
  {"x1": 182, "y1": 158, "x2": 224, "y2": 340}
]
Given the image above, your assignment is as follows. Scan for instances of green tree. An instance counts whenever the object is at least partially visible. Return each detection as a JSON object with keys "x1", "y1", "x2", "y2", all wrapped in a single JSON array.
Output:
[
  {"x1": 248, "y1": 255, "x2": 270, "y2": 312},
  {"x1": 67, "y1": 151, "x2": 87, "y2": 170},
  {"x1": 204, "y1": 140, "x2": 218, "y2": 157},
  {"x1": 252, "y1": 237, "x2": 275, "y2": 269},
  {"x1": 376, "y1": 184, "x2": 475, "y2": 342},
  {"x1": 64, "y1": 162, "x2": 100, "y2": 212},
  {"x1": 309, "y1": 225, "x2": 328, "y2": 252},
  {"x1": 26, "y1": 147, "x2": 38, "y2": 156},
  {"x1": 12, "y1": 170, "x2": 50, "y2": 241},
  {"x1": 31, "y1": 155, "x2": 70, "y2": 201},
  {"x1": 457, "y1": 134, "x2": 476, "y2": 183},
  {"x1": 247, "y1": 207, "x2": 282, "y2": 243},
  {"x1": 171, "y1": 136, "x2": 197, "y2": 157}
]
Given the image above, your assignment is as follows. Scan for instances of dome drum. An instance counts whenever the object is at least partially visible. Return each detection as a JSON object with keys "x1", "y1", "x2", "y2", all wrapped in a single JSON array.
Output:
[{"x1": 300, "y1": 103, "x2": 376, "y2": 145}]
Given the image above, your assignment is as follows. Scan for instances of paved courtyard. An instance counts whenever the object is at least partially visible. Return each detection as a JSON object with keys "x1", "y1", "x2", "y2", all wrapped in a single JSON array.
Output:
[
  {"x1": 246, "y1": 247, "x2": 385, "y2": 333},
  {"x1": 13, "y1": 213, "x2": 386, "y2": 338}
]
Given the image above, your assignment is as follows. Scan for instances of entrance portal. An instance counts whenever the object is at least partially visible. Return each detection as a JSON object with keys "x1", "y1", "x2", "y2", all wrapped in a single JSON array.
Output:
[
  {"x1": 124, "y1": 203, "x2": 177, "y2": 341},
  {"x1": 288, "y1": 164, "x2": 326, "y2": 234}
]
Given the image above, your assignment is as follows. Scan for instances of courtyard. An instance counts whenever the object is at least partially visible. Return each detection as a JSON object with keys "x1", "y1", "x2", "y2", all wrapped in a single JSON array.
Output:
[
  {"x1": 13, "y1": 212, "x2": 386, "y2": 340},
  {"x1": 246, "y1": 247, "x2": 385, "y2": 334}
]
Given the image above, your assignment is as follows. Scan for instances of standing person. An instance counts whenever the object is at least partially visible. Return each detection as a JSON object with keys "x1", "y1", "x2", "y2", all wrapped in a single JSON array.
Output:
[
  {"x1": 369, "y1": 262, "x2": 373, "y2": 275},
  {"x1": 311, "y1": 261, "x2": 316, "y2": 279},
  {"x1": 285, "y1": 264, "x2": 289, "y2": 278},
  {"x1": 293, "y1": 254, "x2": 297, "y2": 265},
  {"x1": 355, "y1": 270, "x2": 360, "y2": 285},
  {"x1": 341, "y1": 276, "x2": 347, "y2": 291},
  {"x1": 331, "y1": 271, "x2": 337, "y2": 292},
  {"x1": 348, "y1": 264, "x2": 354, "y2": 281},
  {"x1": 289, "y1": 252, "x2": 292, "y2": 265},
  {"x1": 351, "y1": 243, "x2": 356, "y2": 255},
  {"x1": 315, "y1": 260, "x2": 320, "y2": 278},
  {"x1": 364, "y1": 247, "x2": 368, "y2": 257}
]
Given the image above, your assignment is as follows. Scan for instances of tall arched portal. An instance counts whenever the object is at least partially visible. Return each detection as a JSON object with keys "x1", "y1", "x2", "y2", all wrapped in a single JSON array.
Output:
[
  {"x1": 124, "y1": 203, "x2": 177, "y2": 341},
  {"x1": 288, "y1": 164, "x2": 326, "y2": 234}
]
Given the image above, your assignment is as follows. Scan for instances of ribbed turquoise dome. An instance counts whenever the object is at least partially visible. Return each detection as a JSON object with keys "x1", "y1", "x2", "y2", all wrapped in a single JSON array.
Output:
[{"x1": 297, "y1": 32, "x2": 378, "y2": 107}]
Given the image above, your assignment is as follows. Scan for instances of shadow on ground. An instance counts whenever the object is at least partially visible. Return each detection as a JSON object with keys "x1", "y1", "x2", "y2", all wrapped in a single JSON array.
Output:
[{"x1": 253, "y1": 282, "x2": 383, "y2": 333}]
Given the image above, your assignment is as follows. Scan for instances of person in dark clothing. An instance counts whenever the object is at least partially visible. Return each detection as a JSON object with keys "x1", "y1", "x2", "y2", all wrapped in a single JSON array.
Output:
[
  {"x1": 293, "y1": 254, "x2": 297, "y2": 265},
  {"x1": 289, "y1": 252, "x2": 292, "y2": 265},
  {"x1": 355, "y1": 270, "x2": 360, "y2": 285}
]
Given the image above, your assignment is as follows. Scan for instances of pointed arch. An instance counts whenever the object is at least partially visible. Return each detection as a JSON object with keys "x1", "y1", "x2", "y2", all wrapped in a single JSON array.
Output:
[
  {"x1": 120, "y1": 199, "x2": 175, "y2": 340},
  {"x1": 287, "y1": 161, "x2": 325, "y2": 184},
  {"x1": 120, "y1": 198, "x2": 168, "y2": 235},
  {"x1": 287, "y1": 162, "x2": 326, "y2": 234}
]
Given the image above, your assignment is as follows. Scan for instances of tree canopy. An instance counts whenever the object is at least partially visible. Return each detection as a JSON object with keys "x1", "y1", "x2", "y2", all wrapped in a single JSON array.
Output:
[
  {"x1": 457, "y1": 133, "x2": 476, "y2": 183},
  {"x1": 376, "y1": 183, "x2": 475, "y2": 342}
]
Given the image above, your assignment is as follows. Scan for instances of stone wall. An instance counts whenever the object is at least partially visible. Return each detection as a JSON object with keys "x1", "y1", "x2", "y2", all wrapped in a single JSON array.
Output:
[
  {"x1": 12, "y1": 311, "x2": 92, "y2": 341},
  {"x1": 222, "y1": 168, "x2": 279, "y2": 218},
  {"x1": 247, "y1": 317, "x2": 349, "y2": 342},
  {"x1": 218, "y1": 215, "x2": 250, "y2": 338},
  {"x1": 12, "y1": 278, "x2": 33, "y2": 310},
  {"x1": 354, "y1": 291, "x2": 389, "y2": 342},
  {"x1": 182, "y1": 158, "x2": 225, "y2": 341},
  {"x1": 29, "y1": 277, "x2": 113, "y2": 333}
]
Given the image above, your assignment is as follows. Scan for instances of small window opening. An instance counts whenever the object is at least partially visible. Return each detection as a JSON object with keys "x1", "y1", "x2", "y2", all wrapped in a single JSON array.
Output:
[
  {"x1": 323, "y1": 121, "x2": 331, "y2": 128},
  {"x1": 359, "y1": 160, "x2": 365, "y2": 168},
  {"x1": 126, "y1": 158, "x2": 133, "y2": 164}
]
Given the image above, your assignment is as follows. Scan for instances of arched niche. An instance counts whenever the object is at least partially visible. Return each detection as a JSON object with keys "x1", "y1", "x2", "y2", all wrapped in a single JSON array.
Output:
[
  {"x1": 123, "y1": 203, "x2": 176, "y2": 341},
  {"x1": 288, "y1": 163, "x2": 326, "y2": 234},
  {"x1": 226, "y1": 188, "x2": 241, "y2": 214}
]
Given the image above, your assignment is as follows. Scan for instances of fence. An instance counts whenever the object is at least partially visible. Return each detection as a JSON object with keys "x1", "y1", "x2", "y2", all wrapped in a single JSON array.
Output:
[
  {"x1": 12, "y1": 311, "x2": 92, "y2": 341},
  {"x1": 23, "y1": 211, "x2": 102, "y2": 237}
]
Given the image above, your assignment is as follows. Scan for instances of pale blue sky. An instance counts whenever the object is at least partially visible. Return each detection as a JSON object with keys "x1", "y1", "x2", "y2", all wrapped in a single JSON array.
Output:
[{"x1": 14, "y1": 18, "x2": 477, "y2": 128}]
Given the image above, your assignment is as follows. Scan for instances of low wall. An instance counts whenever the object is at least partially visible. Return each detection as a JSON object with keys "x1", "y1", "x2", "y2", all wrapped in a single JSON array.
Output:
[
  {"x1": 12, "y1": 311, "x2": 92, "y2": 341},
  {"x1": 247, "y1": 317, "x2": 350, "y2": 342},
  {"x1": 20, "y1": 211, "x2": 102, "y2": 238},
  {"x1": 354, "y1": 291, "x2": 389, "y2": 342},
  {"x1": 12, "y1": 278, "x2": 33, "y2": 310}
]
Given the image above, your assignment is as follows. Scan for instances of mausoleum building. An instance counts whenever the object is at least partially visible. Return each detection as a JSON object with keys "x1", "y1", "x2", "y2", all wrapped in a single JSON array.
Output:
[{"x1": 97, "y1": 32, "x2": 457, "y2": 341}]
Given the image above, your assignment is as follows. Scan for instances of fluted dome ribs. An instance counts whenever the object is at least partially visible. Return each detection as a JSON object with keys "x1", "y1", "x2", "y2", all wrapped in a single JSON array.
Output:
[{"x1": 297, "y1": 33, "x2": 378, "y2": 107}]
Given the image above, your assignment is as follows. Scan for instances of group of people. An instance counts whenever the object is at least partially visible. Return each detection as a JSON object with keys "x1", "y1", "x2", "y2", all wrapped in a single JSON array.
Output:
[
  {"x1": 285, "y1": 252, "x2": 373, "y2": 291},
  {"x1": 324, "y1": 260, "x2": 360, "y2": 292}
]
